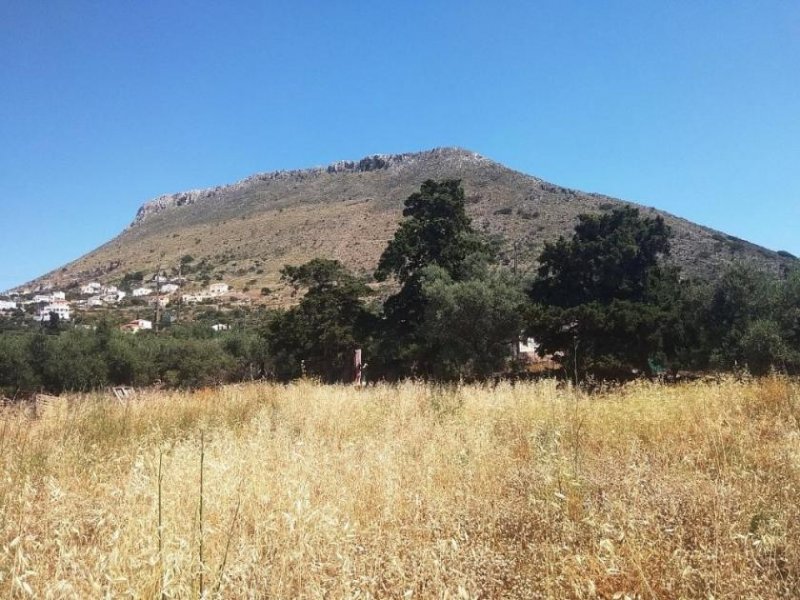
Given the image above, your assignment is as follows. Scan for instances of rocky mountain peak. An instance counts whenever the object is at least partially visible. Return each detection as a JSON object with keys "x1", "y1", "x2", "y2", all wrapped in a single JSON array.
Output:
[{"x1": 131, "y1": 147, "x2": 489, "y2": 226}]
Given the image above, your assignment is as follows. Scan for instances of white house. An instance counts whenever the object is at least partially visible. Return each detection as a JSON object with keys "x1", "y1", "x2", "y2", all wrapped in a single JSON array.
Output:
[
  {"x1": 208, "y1": 283, "x2": 230, "y2": 296},
  {"x1": 132, "y1": 287, "x2": 153, "y2": 297},
  {"x1": 160, "y1": 283, "x2": 180, "y2": 294},
  {"x1": 0, "y1": 300, "x2": 17, "y2": 312},
  {"x1": 182, "y1": 292, "x2": 210, "y2": 304},
  {"x1": 104, "y1": 285, "x2": 119, "y2": 294},
  {"x1": 120, "y1": 319, "x2": 153, "y2": 333},
  {"x1": 518, "y1": 337, "x2": 539, "y2": 356},
  {"x1": 35, "y1": 301, "x2": 71, "y2": 322},
  {"x1": 81, "y1": 282, "x2": 103, "y2": 295},
  {"x1": 87, "y1": 296, "x2": 104, "y2": 307},
  {"x1": 211, "y1": 323, "x2": 230, "y2": 332},
  {"x1": 33, "y1": 292, "x2": 65, "y2": 303},
  {"x1": 149, "y1": 296, "x2": 170, "y2": 308},
  {"x1": 101, "y1": 291, "x2": 126, "y2": 304}
]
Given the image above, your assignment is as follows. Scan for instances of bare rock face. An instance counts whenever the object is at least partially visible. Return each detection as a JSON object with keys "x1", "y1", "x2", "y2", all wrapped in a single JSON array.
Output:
[
  {"x1": 131, "y1": 148, "x2": 491, "y2": 226},
  {"x1": 134, "y1": 190, "x2": 212, "y2": 223}
]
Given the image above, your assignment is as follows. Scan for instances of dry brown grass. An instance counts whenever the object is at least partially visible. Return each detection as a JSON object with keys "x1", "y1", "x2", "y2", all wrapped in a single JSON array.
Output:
[{"x1": 1, "y1": 378, "x2": 799, "y2": 598}]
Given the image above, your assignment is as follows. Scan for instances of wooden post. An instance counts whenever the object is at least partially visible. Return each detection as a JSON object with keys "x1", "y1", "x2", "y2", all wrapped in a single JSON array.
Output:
[{"x1": 353, "y1": 348, "x2": 362, "y2": 385}]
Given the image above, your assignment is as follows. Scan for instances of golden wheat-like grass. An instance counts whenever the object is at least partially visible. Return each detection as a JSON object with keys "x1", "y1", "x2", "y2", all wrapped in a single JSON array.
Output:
[{"x1": 0, "y1": 378, "x2": 798, "y2": 598}]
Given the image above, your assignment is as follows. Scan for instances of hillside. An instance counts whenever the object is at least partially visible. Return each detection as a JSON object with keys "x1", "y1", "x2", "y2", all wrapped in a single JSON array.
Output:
[{"x1": 16, "y1": 147, "x2": 796, "y2": 300}]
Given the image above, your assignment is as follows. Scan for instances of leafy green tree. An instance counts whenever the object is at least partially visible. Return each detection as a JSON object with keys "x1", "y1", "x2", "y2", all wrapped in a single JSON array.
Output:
[
  {"x1": 157, "y1": 337, "x2": 233, "y2": 387},
  {"x1": 220, "y1": 330, "x2": 268, "y2": 380},
  {"x1": 419, "y1": 266, "x2": 525, "y2": 380},
  {"x1": 103, "y1": 332, "x2": 162, "y2": 387},
  {"x1": 38, "y1": 330, "x2": 109, "y2": 392},
  {"x1": 374, "y1": 180, "x2": 490, "y2": 377},
  {"x1": 704, "y1": 264, "x2": 777, "y2": 371},
  {"x1": 774, "y1": 267, "x2": 800, "y2": 368},
  {"x1": 375, "y1": 179, "x2": 488, "y2": 284},
  {"x1": 660, "y1": 277, "x2": 713, "y2": 372},
  {"x1": 702, "y1": 263, "x2": 800, "y2": 374},
  {"x1": 739, "y1": 319, "x2": 791, "y2": 375},
  {"x1": 267, "y1": 259, "x2": 373, "y2": 382},
  {"x1": 0, "y1": 334, "x2": 40, "y2": 396},
  {"x1": 532, "y1": 206, "x2": 672, "y2": 306},
  {"x1": 45, "y1": 311, "x2": 62, "y2": 333},
  {"x1": 528, "y1": 207, "x2": 680, "y2": 379}
]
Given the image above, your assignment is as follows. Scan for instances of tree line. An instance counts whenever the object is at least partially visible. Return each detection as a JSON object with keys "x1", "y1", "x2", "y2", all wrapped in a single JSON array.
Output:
[
  {"x1": 2, "y1": 179, "x2": 799, "y2": 396},
  {"x1": 266, "y1": 179, "x2": 800, "y2": 383}
]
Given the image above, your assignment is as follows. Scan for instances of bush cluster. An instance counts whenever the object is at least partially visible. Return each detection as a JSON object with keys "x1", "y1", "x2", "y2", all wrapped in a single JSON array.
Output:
[{"x1": 0, "y1": 325, "x2": 266, "y2": 396}]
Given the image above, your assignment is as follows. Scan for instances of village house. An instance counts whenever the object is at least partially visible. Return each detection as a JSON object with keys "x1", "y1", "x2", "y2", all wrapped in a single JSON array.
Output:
[
  {"x1": 517, "y1": 337, "x2": 539, "y2": 357},
  {"x1": 35, "y1": 301, "x2": 71, "y2": 322},
  {"x1": 182, "y1": 292, "x2": 211, "y2": 304},
  {"x1": 208, "y1": 282, "x2": 230, "y2": 296},
  {"x1": 0, "y1": 300, "x2": 17, "y2": 312},
  {"x1": 87, "y1": 296, "x2": 104, "y2": 307},
  {"x1": 149, "y1": 296, "x2": 170, "y2": 308},
  {"x1": 514, "y1": 336, "x2": 560, "y2": 372},
  {"x1": 120, "y1": 319, "x2": 153, "y2": 333},
  {"x1": 211, "y1": 323, "x2": 230, "y2": 332},
  {"x1": 132, "y1": 287, "x2": 153, "y2": 297},
  {"x1": 80, "y1": 282, "x2": 103, "y2": 295},
  {"x1": 101, "y1": 290, "x2": 126, "y2": 304},
  {"x1": 30, "y1": 292, "x2": 65, "y2": 303},
  {"x1": 160, "y1": 283, "x2": 180, "y2": 294}
]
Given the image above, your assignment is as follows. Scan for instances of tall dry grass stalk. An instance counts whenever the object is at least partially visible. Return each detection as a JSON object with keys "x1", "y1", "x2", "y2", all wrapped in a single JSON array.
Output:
[{"x1": 0, "y1": 378, "x2": 798, "y2": 598}]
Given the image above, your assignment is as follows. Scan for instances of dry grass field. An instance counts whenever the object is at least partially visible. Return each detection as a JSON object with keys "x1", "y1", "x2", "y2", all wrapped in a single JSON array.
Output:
[{"x1": 1, "y1": 378, "x2": 799, "y2": 598}]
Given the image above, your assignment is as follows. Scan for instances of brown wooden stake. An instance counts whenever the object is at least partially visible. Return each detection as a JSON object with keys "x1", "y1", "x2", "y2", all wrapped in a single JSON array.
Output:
[{"x1": 353, "y1": 348, "x2": 362, "y2": 385}]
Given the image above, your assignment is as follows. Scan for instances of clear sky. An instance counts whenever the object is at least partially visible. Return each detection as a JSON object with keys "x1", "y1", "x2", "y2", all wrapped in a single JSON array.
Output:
[{"x1": 1, "y1": 1, "x2": 799, "y2": 291}]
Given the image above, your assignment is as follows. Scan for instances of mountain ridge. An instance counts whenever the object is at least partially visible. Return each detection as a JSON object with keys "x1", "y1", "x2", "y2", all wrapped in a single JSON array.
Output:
[
  {"x1": 10, "y1": 147, "x2": 796, "y2": 299},
  {"x1": 131, "y1": 148, "x2": 499, "y2": 227}
]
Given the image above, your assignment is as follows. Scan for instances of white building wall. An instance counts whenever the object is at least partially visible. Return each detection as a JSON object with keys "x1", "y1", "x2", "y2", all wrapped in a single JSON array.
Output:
[
  {"x1": 37, "y1": 303, "x2": 71, "y2": 321},
  {"x1": 208, "y1": 283, "x2": 229, "y2": 295}
]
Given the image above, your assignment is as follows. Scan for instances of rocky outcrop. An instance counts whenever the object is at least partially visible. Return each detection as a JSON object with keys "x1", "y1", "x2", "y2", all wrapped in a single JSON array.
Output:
[{"x1": 130, "y1": 148, "x2": 490, "y2": 226}]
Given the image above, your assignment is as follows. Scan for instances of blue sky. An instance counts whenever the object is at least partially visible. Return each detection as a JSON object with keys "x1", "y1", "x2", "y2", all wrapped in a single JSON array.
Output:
[{"x1": 1, "y1": 1, "x2": 799, "y2": 291}]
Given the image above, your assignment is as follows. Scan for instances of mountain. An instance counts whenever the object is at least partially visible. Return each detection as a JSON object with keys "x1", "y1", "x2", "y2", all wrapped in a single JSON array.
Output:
[{"x1": 14, "y1": 147, "x2": 796, "y2": 301}]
